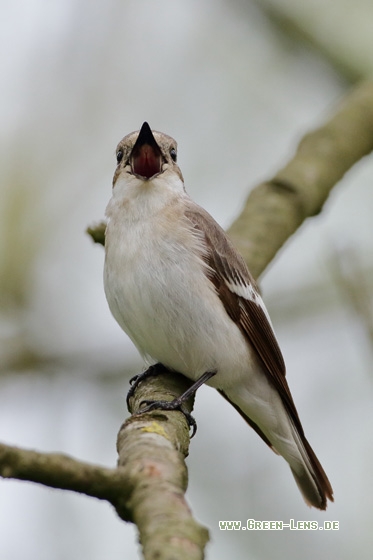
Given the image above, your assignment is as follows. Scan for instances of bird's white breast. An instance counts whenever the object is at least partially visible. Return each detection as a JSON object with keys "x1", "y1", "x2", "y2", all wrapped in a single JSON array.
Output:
[{"x1": 104, "y1": 188, "x2": 252, "y2": 388}]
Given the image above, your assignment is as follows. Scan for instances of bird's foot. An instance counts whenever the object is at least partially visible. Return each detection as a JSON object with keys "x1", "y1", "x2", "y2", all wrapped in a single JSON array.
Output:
[
  {"x1": 128, "y1": 367, "x2": 217, "y2": 438},
  {"x1": 139, "y1": 398, "x2": 197, "y2": 437},
  {"x1": 126, "y1": 363, "x2": 166, "y2": 409}
]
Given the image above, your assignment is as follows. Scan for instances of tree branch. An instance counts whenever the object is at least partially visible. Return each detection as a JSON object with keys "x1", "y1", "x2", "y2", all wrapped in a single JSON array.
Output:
[
  {"x1": 0, "y1": 444, "x2": 130, "y2": 509},
  {"x1": 227, "y1": 81, "x2": 373, "y2": 277},
  {"x1": 1, "y1": 369, "x2": 208, "y2": 560},
  {"x1": 119, "y1": 371, "x2": 208, "y2": 559}
]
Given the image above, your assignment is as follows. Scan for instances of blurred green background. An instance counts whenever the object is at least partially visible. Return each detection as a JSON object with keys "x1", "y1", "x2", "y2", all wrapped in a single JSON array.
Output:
[{"x1": 1, "y1": 1, "x2": 372, "y2": 559}]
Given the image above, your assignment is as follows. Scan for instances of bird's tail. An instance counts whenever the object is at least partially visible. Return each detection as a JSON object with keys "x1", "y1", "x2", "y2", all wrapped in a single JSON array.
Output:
[{"x1": 219, "y1": 389, "x2": 333, "y2": 510}]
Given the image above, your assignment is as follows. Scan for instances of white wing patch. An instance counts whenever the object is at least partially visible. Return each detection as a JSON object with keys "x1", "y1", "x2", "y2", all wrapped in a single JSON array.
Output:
[
  {"x1": 225, "y1": 279, "x2": 274, "y2": 328},
  {"x1": 225, "y1": 280, "x2": 257, "y2": 301}
]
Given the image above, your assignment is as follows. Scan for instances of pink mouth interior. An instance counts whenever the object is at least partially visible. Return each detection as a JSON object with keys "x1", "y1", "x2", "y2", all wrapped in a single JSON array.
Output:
[{"x1": 132, "y1": 145, "x2": 162, "y2": 179}]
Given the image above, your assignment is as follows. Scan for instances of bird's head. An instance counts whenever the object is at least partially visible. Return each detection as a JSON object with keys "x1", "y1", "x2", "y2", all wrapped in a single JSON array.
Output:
[{"x1": 113, "y1": 122, "x2": 183, "y2": 186}]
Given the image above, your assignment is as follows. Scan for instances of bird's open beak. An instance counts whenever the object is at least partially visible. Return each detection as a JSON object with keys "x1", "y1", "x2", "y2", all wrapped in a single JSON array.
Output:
[{"x1": 130, "y1": 122, "x2": 162, "y2": 179}]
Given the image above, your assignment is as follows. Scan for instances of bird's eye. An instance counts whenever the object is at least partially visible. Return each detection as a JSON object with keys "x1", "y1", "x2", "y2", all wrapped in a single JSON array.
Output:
[
  {"x1": 116, "y1": 149, "x2": 124, "y2": 164},
  {"x1": 170, "y1": 148, "x2": 177, "y2": 162}
]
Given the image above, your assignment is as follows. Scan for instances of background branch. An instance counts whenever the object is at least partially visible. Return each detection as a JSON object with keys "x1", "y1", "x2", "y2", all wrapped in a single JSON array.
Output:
[
  {"x1": 227, "y1": 81, "x2": 373, "y2": 277},
  {"x1": 255, "y1": 0, "x2": 364, "y2": 83}
]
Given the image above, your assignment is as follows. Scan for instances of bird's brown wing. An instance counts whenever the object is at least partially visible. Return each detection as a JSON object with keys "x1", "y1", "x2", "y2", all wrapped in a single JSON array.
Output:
[
  {"x1": 185, "y1": 200, "x2": 333, "y2": 507},
  {"x1": 184, "y1": 201, "x2": 303, "y2": 430}
]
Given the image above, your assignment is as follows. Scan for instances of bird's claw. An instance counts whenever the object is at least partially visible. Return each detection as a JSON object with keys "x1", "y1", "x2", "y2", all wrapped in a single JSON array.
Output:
[{"x1": 126, "y1": 364, "x2": 165, "y2": 409}]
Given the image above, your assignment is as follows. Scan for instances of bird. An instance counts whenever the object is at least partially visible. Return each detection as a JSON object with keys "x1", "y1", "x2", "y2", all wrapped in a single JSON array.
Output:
[{"x1": 103, "y1": 121, "x2": 333, "y2": 510}]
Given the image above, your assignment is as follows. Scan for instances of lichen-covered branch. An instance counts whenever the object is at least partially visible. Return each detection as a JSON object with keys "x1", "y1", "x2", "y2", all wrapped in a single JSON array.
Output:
[
  {"x1": 0, "y1": 369, "x2": 208, "y2": 560},
  {"x1": 119, "y1": 370, "x2": 208, "y2": 559}
]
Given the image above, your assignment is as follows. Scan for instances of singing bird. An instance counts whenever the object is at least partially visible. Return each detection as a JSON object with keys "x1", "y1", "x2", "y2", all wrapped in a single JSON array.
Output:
[{"x1": 104, "y1": 122, "x2": 333, "y2": 509}]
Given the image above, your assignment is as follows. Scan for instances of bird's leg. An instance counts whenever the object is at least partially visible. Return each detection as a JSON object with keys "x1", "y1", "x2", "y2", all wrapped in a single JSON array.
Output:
[{"x1": 139, "y1": 370, "x2": 217, "y2": 438}]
